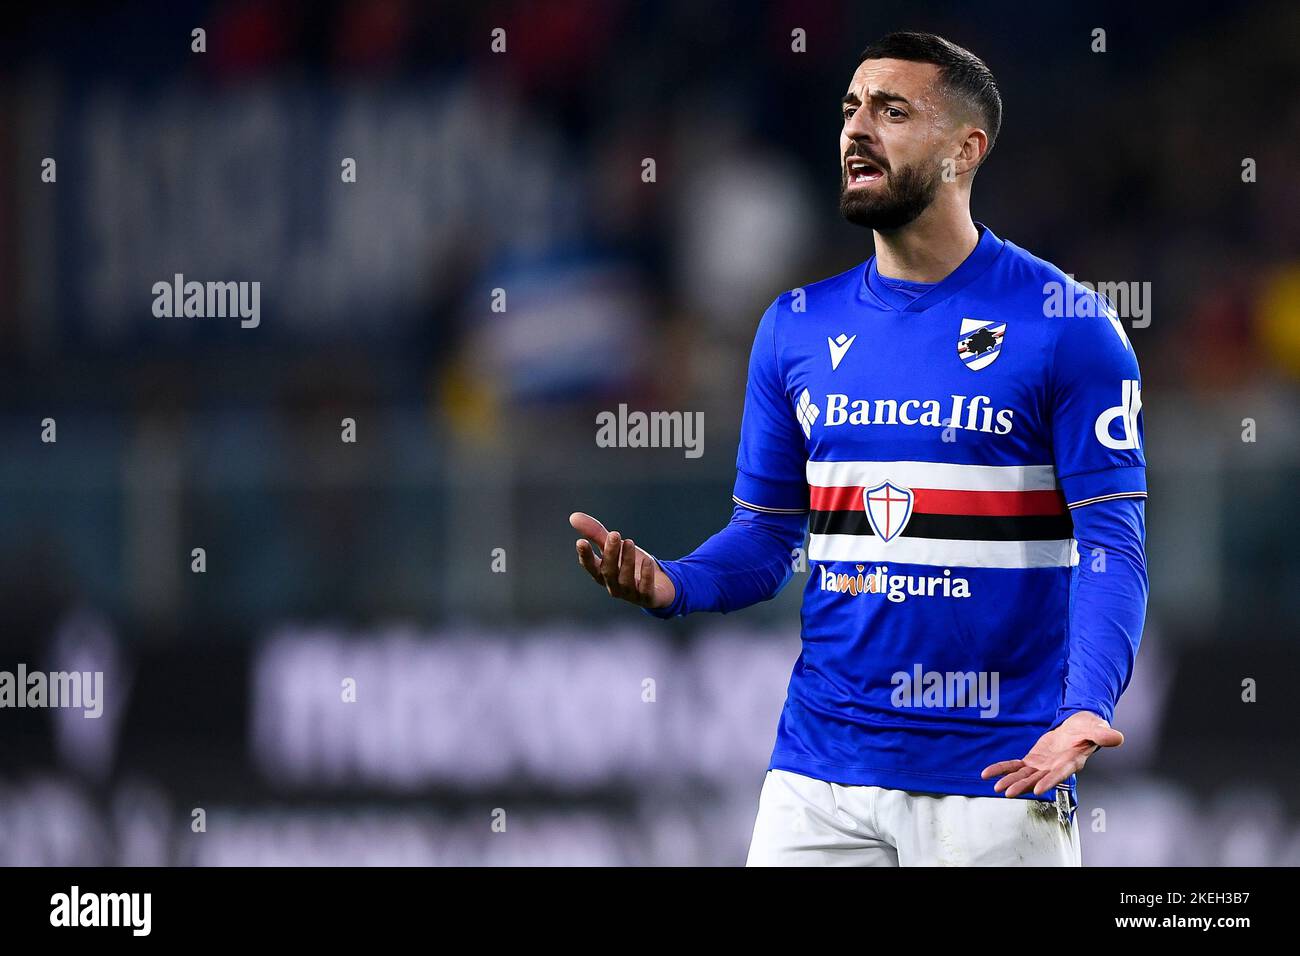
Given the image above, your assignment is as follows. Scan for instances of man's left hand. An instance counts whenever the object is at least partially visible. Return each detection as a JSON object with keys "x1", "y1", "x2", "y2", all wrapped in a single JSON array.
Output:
[{"x1": 981, "y1": 711, "x2": 1124, "y2": 797}]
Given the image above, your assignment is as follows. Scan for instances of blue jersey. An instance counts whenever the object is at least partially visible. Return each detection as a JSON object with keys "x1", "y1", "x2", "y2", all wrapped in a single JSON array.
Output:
[{"x1": 734, "y1": 224, "x2": 1146, "y2": 797}]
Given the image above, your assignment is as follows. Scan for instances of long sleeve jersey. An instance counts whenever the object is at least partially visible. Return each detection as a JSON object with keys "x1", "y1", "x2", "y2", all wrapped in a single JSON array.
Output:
[{"x1": 649, "y1": 224, "x2": 1149, "y2": 799}]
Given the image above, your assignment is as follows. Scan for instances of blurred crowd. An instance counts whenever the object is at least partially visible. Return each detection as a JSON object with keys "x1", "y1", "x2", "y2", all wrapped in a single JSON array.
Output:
[{"x1": 0, "y1": 0, "x2": 1295, "y2": 630}]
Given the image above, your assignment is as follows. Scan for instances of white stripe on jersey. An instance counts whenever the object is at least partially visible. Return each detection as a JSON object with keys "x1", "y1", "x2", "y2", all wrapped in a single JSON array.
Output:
[
  {"x1": 807, "y1": 533, "x2": 1077, "y2": 569},
  {"x1": 806, "y1": 459, "x2": 1058, "y2": 492},
  {"x1": 731, "y1": 495, "x2": 809, "y2": 514},
  {"x1": 1067, "y1": 490, "x2": 1148, "y2": 509}
]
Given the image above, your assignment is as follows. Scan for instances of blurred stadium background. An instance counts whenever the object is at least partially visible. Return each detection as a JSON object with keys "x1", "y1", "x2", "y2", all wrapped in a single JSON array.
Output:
[{"x1": 1, "y1": 0, "x2": 1297, "y2": 865}]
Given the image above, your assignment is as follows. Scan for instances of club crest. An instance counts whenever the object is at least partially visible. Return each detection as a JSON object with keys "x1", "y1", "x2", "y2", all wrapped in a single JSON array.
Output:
[
  {"x1": 862, "y1": 480, "x2": 914, "y2": 543},
  {"x1": 957, "y1": 318, "x2": 1006, "y2": 370}
]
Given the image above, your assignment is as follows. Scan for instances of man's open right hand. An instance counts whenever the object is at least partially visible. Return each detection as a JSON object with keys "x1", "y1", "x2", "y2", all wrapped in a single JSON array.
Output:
[{"x1": 570, "y1": 511, "x2": 675, "y2": 610}]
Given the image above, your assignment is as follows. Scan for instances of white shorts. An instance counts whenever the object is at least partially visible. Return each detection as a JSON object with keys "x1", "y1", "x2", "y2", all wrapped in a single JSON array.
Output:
[{"x1": 746, "y1": 769, "x2": 1081, "y2": 867}]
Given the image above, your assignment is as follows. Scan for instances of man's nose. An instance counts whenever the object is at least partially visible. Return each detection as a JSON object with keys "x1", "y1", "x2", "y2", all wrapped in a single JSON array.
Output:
[{"x1": 844, "y1": 106, "x2": 878, "y2": 144}]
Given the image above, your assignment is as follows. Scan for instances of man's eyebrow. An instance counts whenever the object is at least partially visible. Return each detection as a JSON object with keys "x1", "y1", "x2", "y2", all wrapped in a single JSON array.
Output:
[
  {"x1": 869, "y1": 88, "x2": 912, "y2": 106},
  {"x1": 841, "y1": 89, "x2": 913, "y2": 107}
]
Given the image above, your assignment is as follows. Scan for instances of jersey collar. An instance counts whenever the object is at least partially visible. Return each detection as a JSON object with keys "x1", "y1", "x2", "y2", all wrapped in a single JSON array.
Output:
[{"x1": 861, "y1": 222, "x2": 1005, "y2": 314}]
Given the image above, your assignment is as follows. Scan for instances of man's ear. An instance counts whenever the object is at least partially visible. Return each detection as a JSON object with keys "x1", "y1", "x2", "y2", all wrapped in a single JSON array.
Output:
[{"x1": 956, "y1": 127, "x2": 989, "y2": 176}]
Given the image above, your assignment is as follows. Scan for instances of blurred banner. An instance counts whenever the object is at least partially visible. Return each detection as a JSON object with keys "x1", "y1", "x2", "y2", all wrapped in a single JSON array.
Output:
[{"x1": 2, "y1": 617, "x2": 1297, "y2": 865}]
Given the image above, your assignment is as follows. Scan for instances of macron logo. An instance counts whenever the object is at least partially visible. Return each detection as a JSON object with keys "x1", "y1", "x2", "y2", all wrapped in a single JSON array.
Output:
[
  {"x1": 828, "y1": 333, "x2": 857, "y2": 370},
  {"x1": 796, "y1": 388, "x2": 819, "y2": 438}
]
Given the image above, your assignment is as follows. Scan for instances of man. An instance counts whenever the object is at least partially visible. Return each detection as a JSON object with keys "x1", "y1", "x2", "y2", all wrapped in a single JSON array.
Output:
[{"x1": 571, "y1": 32, "x2": 1147, "y2": 866}]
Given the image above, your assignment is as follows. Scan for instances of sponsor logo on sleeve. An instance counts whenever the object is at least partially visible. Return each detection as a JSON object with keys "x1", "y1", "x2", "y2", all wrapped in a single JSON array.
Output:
[{"x1": 1094, "y1": 379, "x2": 1142, "y2": 450}]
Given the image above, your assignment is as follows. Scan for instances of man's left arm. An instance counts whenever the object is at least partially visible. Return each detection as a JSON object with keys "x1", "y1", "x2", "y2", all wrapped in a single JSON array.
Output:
[
  {"x1": 1053, "y1": 494, "x2": 1148, "y2": 730},
  {"x1": 984, "y1": 296, "x2": 1149, "y2": 797}
]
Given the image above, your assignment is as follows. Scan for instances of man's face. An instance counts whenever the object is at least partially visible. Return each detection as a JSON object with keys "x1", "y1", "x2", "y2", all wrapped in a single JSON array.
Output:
[{"x1": 839, "y1": 58, "x2": 949, "y2": 230}]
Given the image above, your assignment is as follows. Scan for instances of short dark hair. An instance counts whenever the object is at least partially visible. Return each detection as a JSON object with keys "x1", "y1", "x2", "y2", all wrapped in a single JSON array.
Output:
[{"x1": 858, "y1": 32, "x2": 1002, "y2": 159}]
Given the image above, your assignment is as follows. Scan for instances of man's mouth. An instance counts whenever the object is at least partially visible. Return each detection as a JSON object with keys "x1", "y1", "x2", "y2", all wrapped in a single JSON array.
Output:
[{"x1": 845, "y1": 157, "x2": 885, "y2": 186}]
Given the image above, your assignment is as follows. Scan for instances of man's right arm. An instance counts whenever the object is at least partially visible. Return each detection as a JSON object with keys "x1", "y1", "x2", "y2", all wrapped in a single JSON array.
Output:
[
  {"x1": 647, "y1": 296, "x2": 811, "y2": 616},
  {"x1": 572, "y1": 297, "x2": 810, "y2": 614},
  {"x1": 645, "y1": 506, "x2": 806, "y2": 618}
]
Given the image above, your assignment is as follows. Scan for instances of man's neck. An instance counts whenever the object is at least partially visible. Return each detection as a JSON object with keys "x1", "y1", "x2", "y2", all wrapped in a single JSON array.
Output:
[{"x1": 872, "y1": 202, "x2": 980, "y2": 284}]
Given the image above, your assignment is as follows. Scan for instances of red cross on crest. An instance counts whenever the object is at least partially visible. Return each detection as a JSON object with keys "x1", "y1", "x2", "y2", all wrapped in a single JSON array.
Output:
[{"x1": 862, "y1": 480, "x2": 914, "y2": 542}]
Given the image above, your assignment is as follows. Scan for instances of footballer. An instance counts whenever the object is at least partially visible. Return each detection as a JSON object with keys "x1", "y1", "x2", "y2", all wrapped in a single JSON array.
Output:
[{"x1": 571, "y1": 32, "x2": 1147, "y2": 866}]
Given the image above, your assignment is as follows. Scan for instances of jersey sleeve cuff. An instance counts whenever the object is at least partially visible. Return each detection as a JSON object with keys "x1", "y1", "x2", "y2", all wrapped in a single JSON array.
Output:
[
  {"x1": 1059, "y1": 465, "x2": 1147, "y2": 509},
  {"x1": 1051, "y1": 703, "x2": 1114, "y2": 730},
  {"x1": 732, "y1": 470, "x2": 808, "y2": 514},
  {"x1": 641, "y1": 557, "x2": 687, "y2": 619}
]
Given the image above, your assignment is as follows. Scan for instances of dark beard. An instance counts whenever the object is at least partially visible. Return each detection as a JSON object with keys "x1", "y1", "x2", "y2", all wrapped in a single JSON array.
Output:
[{"x1": 839, "y1": 161, "x2": 940, "y2": 231}]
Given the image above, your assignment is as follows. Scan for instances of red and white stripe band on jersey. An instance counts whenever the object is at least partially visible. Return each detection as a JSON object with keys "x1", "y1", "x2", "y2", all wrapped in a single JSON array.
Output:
[{"x1": 805, "y1": 459, "x2": 1095, "y2": 569}]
